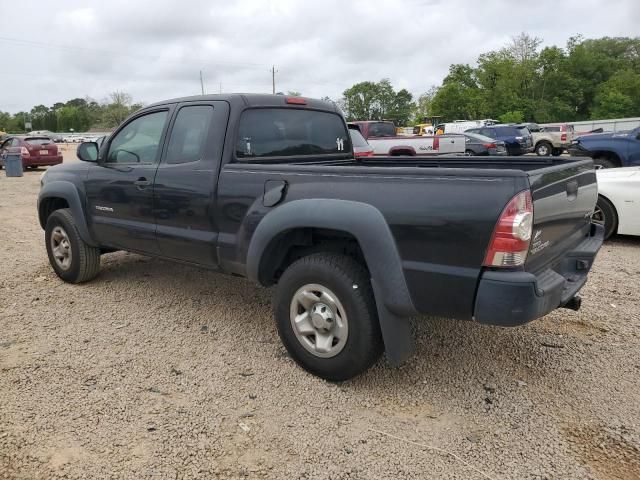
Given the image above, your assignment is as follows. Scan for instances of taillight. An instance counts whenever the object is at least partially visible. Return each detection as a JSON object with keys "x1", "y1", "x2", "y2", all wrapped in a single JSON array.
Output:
[
  {"x1": 483, "y1": 190, "x2": 533, "y2": 267},
  {"x1": 433, "y1": 136, "x2": 440, "y2": 150},
  {"x1": 483, "y1": 143, "x2": 496, "y2": 148},
  {"x1": 355, "y1": 150, "x2": 374, "y2": 157},
  {"x1": 561, "y1": 133, "x2": 567, "y2": 141},
  {"x1": 20, "y1": 146, "x2": 30, "y2": 156}
]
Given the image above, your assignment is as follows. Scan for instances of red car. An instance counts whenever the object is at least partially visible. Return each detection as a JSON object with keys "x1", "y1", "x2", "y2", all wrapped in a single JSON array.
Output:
[{"x1": 0, "y1": 136, "x2": 63, "y2": 170}]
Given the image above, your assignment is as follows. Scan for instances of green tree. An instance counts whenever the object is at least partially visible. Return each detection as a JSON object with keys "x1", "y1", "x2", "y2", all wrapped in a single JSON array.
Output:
[
  {"x1": 591, "y1": 70, "x2": 640, "y2": 118},
  {"x1": 411, "y1": 86, "x2": 438, "y2": 123},
  {"x1": 100, "y1": 91, "x2": 134, "y2": 127},
  {"x1": 498, "y1": 110, "x2": 525, "y2": 123},
  {"x1": 341, "y1": 79, "x2": 413, "y2": 124}
]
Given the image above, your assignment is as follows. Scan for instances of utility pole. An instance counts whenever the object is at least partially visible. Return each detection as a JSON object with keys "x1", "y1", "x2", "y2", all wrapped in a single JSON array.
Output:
[
  {"x1": 272, "y1": 65, "x2": 276, "y2": 94},
  {"x1": 199, "y1": 70, "x2": 205, "y2": 95}
]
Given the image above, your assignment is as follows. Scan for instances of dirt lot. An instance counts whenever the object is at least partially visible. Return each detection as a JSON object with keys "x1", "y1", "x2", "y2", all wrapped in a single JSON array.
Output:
[{"x1": 1, "y1": 159, "x2": 640, "y2": 479}]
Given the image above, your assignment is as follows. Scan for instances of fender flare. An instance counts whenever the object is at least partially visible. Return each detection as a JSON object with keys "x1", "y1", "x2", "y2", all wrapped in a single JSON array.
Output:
[
  {"x1": 38, "y1": 180, "x2": 96, "y2": 246},
  {"x1": 246, "y1": 199, "x2": 417, "y2": 365}
]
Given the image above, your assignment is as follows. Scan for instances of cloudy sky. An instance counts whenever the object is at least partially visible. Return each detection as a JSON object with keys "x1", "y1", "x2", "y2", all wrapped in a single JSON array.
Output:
[{"x1": 1, "y1": 0, "x2": 639, "y2": 113}]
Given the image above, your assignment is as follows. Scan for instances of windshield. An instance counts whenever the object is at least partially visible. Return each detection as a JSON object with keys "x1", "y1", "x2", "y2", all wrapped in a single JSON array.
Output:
[
  {"x1": 349, "y1": 128, "x2": 369, "y2": 147},
  {"x1": 24, "y1": 137, "x2": 52, "y2": 145}
]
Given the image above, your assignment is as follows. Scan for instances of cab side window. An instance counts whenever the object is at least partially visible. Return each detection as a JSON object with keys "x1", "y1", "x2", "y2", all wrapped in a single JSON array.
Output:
[
  {"x1": 107, "y1": 111, "x2": 168, "y2": 164},
  {"x1": 165, "y1": 106, "x2": 213, "y2": 164}
]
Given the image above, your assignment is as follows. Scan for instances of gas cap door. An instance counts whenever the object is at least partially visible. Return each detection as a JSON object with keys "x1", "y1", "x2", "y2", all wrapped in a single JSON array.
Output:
[{"x1": 263, "y1": 180, "x2": 287, "y2": 207}]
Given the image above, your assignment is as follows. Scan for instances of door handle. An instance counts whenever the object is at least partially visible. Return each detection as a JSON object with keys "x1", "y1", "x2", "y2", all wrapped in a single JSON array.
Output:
[{"x1": 134, "y1": 177, "x2": 151, "y2": 188}]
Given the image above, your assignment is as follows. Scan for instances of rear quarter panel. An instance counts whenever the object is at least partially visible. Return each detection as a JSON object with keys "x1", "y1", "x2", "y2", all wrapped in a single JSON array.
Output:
[{"x1": 217, "y1": 164, "x2": 526, "y2": 320}]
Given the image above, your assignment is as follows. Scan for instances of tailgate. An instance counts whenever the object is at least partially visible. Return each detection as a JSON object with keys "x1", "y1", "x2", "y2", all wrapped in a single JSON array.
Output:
[{"x1": 525, "y1": 160, "x2": 597, "y2": 273}]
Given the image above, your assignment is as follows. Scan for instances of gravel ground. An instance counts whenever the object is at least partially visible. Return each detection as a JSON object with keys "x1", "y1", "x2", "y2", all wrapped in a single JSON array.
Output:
[{"x1": 1, "y1": 160, "x2": 640, "y2": 479}]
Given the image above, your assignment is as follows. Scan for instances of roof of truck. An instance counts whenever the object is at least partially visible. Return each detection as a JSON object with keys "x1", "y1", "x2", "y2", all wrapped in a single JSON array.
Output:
[{"x1": 144, "y1": 93, "x2": 340, "y2": 113}]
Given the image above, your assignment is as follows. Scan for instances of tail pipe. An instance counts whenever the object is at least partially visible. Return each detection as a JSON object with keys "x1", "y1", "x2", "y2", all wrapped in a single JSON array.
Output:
[{"x1": 562, "y1": 295, "x2": 582, "y2": 312}]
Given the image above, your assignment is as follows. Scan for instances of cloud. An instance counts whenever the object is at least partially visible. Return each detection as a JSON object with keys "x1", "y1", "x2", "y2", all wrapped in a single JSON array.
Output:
[{"x1": 1, "y1": 0, "x2": 639, "y2": 113}]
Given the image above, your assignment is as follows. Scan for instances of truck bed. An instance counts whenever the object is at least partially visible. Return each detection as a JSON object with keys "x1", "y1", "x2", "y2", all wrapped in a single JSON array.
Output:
[{"x1": 219, "y1": 155, "x2": 597, "y2": 321}]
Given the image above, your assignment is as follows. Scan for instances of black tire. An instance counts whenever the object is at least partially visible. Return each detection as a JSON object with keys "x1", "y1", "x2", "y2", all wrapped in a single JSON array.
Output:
[
  {"x1": 552, "y1": 148, "x2": 563, "y2": 156},
  {"x1": 593, "y1": 157, "x2": 617, "y2": 169},
  {"x1": 465, "y1": 149, "x2": 476, "y2": 156},
  {"x1": 45, "y1": 208, "x2": 101, "y2": 283},
  {"x1": 535, "y1": 141, "x2": 552, "y2": 156},
  {"x1": 274, "y1": 253, "x2": 383, "y2": 381},
  {"x1": 593, "y1": 196, "x2": 618, "y2": 240}
]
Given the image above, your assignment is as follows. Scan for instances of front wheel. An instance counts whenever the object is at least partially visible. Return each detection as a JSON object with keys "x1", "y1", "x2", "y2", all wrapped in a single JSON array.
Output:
[
  {"x1": 594, "y1": 157, "x2": 617, "y2": 169},
  {"x1": 45, "y1": 208, "x2": 101, "y2": 283},
  {"x1": 552, "y1": 148, "x2": 563, "y2": 156},
  {"x1": 592, "y1": 196, "x2": 618, "y2": 240},
  {"x1": 274, "y1": 253, "x2": 383, "y2": 381}
]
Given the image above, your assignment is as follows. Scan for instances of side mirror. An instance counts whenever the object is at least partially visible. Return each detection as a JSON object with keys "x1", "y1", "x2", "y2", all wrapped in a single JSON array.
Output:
[{"x1": 77, "y1": 142, "x2": 99, "y2": 162}]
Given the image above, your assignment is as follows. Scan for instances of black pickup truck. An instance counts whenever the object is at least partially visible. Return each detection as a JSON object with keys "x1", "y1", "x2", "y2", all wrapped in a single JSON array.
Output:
[{"x1": 38, "y1": 94, "x2": 603, "y2": 380}]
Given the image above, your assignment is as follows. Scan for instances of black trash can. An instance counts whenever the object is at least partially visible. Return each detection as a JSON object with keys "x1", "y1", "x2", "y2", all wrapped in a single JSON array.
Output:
[{"x1": 4, "y1": 153, "x2": 23, "y2": 177}]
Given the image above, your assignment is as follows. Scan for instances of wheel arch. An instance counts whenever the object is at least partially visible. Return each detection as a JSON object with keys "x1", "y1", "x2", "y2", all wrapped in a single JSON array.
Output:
[
  {"x1": 596, "y1": 193, "x2": 619, "y2": 237},
  {"x1": 388, "y1": 146, "x2": 416, "y2": 156},
  {"x1": 534, "y1": 139, "x2": 553, "y2": 149},
  {"x1": 247, "y1": 199, "x2": 415, "y2": 315},
  {"x1": 592, "y1": 150, "x2": 622, "y2": 167},
  {"x1": 38, "y1": 181, "x2": 96, "y2": 246}
]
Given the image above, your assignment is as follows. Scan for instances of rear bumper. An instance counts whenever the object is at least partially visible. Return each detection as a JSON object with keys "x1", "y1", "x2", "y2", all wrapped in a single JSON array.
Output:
[
  {"x1": 23, "y1": 155, "x2": 63, "y2": 166},
  {"x1": 509, "y1": 145, "x2": 534, "y2": 155},
  {"x1": 473, "y1": 223, "x2": 604, "y2": 326}
]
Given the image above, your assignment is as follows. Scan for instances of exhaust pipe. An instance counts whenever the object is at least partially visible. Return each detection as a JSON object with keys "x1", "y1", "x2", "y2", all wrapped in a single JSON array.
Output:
[{"x1": 562, "y1": 296, "x2": 582, "y2": 311}]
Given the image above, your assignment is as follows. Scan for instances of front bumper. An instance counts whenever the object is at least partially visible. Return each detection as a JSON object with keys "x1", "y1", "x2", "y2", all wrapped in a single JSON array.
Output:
[
  {"x1": 473, "y1": 223, "x2": 604, "y2": 326},
  {"x1": 568, "y1": 143, "x2": 591, "y2": 157}
]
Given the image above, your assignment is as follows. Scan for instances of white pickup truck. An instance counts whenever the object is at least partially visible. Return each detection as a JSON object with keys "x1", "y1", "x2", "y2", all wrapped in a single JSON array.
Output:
[{"x1": 350, "y1": 121, "x2": 465, "y2": 156}]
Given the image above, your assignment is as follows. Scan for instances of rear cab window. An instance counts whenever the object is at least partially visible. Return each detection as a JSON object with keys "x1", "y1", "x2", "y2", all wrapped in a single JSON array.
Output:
[
  {"x1": 236, "y1": 108, "x2": 351, "y2": 160},
  {"x1": 367, "y1": 122, "x2": 396, "y2": 137},
  {"x1": 495, "y1": 126, "x2": 528, "y2": 137}
]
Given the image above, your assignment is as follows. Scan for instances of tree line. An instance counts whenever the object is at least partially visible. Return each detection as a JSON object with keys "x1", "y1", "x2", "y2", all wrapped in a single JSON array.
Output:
[
  {"x1": 2, "y1": 34, "x2": 638, "y2": 133},
  {"x1": 0, "y1": 91, "x2": 143, "y2": 133},
  {"x1": 338, "y1": 34, "x2": 640, "y2": 126}
]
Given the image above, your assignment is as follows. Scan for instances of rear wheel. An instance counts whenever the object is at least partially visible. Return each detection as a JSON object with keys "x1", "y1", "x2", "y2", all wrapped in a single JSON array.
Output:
[
  {"x1": 592, "y1": 196, "x2": 618, "y2": 240},
  {"x1": 535, "y1": 141, "x2": 552, "y2": 156},
  {"x1": 274, "y1": 253, "x2": 383, "y2": 381},
  {"x1": 593, "y1": 157, "x2": 617, "y2": 169},
  {"x1": 45, "y1": 208, "x2": 101, "y2": 283}
]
